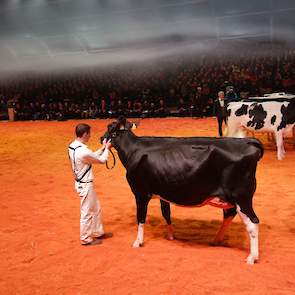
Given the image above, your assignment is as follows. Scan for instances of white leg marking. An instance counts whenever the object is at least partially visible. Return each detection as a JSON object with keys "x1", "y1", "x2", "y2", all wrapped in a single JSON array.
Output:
[
  {"x1": 167, "y1": 224, "x2": 174, "y2": 240},
  {"x1": 133, "y1": 223, "x2": 144, "y2": 247},
  {"x1": 237, "y1": 206, "x2": 259, "y2": 264},
  {"x1": 275, "y1": 132, "x2": 285, "y2": 160}
]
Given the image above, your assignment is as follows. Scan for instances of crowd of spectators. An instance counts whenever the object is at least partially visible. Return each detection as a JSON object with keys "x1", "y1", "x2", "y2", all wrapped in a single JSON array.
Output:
[{"x1": 0, "y1": 45, "x2": 295, "y2": 121}]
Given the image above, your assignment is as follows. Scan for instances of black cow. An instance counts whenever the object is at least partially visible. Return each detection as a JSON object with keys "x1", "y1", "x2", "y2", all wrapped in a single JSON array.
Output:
[{"x1": 102, "y1": 116, "x2": 264, "y2": 264}]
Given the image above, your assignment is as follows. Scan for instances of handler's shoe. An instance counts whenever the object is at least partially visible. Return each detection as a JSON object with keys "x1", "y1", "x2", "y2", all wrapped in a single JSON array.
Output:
[
  {"x1": 94, "y1": 232, "x2": 113, "y2": 240},
  {"x1": 81, "y1": 239, "x2": 102, "y2": 246}
]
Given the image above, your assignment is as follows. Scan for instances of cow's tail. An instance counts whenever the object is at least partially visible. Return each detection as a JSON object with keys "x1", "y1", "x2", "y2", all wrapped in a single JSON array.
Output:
[{"x1": 247, "y1": 138, "x2": 264, "y2": 160}]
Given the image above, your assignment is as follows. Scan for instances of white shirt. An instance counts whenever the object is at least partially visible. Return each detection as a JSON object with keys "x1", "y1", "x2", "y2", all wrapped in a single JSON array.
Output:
[
  {"x1": 219, "y1": 98, "x2": 225, "y2": 108},
  {"x1": 68, "y1": 139, "x2": 109, "y2": 183}
]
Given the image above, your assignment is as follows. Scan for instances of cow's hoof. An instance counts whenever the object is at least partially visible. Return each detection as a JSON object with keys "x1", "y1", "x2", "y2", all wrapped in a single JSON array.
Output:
[
  {"x1": 132, "y1": 240, "x2": 143, "y2": 248},
  {"x1": 167, "y1": 235, "x2": 174, "y2": 241},
  {"x1": 246, "y1": 255, "x2": 258, "y2": 265},
  {"x1": 167, "y1": 225, "x2": 174, "y2": 240},
  {"x1": 278, "y1": 154, "x2": 285, "y2": 160},
  {"x1": 210, "y1": 240, "x2": 222, "y2": 246}
]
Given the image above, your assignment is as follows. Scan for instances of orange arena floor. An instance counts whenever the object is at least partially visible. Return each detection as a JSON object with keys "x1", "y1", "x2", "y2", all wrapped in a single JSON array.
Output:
[{"x1": 0, "y1": 117, "x2": 294, "y2": 295}]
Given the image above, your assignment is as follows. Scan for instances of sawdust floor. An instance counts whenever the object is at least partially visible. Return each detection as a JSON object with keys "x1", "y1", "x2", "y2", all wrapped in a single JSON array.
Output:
[{"x1": 0, "y1": 117, "x2": 294, "y2": 295}]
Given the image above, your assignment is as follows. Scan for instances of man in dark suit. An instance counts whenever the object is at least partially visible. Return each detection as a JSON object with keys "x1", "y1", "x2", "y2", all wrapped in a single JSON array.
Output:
[{"x1": 214, "y1": 91, "x2": 228, "y2": 136}]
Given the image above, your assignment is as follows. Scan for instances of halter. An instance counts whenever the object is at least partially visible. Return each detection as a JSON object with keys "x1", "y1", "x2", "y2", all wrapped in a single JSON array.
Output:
[{"x1": 106, "y1": 149, "x2": 116, "y2": 169}]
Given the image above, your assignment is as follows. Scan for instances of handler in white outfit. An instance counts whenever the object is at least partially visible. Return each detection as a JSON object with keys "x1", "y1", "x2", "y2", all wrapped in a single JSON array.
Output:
[{"x1": 68, "y1": 123, "x2": 112, "y2": 246}]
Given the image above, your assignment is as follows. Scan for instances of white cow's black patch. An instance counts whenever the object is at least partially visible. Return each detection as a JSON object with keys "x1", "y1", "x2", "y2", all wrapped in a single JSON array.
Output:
[
  {"x1": 246, "y1": 104, "x2": 267, "y2": 130},
  {"x1": 277, "y1": 105, "x2": 287, "y2": 131},
  {"x1": 235, "y1": 104, "x2": 248, "y2": 116},
  {"x1": 271, "y1": 115, "x2": 276, "y2": 125},
  {"x1": 285, "y1": 99, "x2": 295, "y2": 125}
]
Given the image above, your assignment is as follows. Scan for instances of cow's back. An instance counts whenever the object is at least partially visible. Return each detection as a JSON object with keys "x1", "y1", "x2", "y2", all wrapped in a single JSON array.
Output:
[
  {"x1": 227, "y1": 101, "x2": 290, "y2": 134},
  {"x1": 127, "y1": 137, "x2": 263, "y2": 205}
]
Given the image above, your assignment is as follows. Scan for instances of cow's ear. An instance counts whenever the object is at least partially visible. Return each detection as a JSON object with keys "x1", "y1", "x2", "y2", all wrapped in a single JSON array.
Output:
[
  {"x1": 131, "y1": 123, "x2": 137, "y2": 130},
  {"x1": 117, "y1": 115, "x2": 126, "y2": 129}
]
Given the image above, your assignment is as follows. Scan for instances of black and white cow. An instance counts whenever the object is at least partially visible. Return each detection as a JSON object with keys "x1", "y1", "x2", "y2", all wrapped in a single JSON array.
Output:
[
  {"x1": 102, "y1": 116, "x2": 264, "y2": 264},
  {"x1": 226, "y1": 99, "x2": 295, "y2": 160}
]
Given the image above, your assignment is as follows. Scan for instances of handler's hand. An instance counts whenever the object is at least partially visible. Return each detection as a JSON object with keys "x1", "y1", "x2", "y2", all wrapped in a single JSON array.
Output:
[
  {"x1": 102, "y1": 138, "x2": 112, "y2": 149},
  {"x1": 105, "y1": 139, "x2": 112, "y2": 149}
]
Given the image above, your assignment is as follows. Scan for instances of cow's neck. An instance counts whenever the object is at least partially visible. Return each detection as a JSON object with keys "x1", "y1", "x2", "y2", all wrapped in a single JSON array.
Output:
[{"x1": 115, "y1": 131, "x2": 137, "y2": 168}]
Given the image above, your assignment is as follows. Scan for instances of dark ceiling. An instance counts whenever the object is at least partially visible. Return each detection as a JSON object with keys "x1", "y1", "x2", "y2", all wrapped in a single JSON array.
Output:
[{"x1": 0, "y1": 0, "x2": 294, "y2": 72}]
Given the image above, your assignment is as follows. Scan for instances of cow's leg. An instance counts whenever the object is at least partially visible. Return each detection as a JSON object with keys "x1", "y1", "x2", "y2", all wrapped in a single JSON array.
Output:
[
  {"x1": 275, "y1": 131, "x2": 285, "y2": 160},
  {"x1": 237, "y1": 205, "x2": 259, "y2": 264},
  {"x1": 267, "y1": 132, "x2": 275, "y2": 142},
  {"x1": 227, "y1": 124, "x2": 245, "y2": 138},
  {"x1": 225, "y1": 120, "x2": 234, "y2": 137},
  {"x1": 133, "y1": 194, "x2": 150, "y2": 248},
  {"x1": 213, "y1": 207, "x2": 237, "y2": 244},
  {"x1": 160, "y1": 199, "x2": 174, "y2": 240}
]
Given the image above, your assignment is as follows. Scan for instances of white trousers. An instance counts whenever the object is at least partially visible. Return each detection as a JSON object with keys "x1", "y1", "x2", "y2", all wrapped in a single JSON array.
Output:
[{"x1": 77, "y1": 183, "x2": 104, "y2": 244}]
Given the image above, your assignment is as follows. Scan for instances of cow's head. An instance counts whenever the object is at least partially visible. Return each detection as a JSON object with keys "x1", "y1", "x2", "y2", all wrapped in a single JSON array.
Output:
[{"x1": 101, "y1": 116, "x2": 137, "y2": 147}]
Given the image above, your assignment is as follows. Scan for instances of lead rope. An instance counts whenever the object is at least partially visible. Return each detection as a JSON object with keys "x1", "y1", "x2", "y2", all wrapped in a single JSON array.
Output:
[{"x1": 106, "y1": 149, "x2": 116, "y2": 169}]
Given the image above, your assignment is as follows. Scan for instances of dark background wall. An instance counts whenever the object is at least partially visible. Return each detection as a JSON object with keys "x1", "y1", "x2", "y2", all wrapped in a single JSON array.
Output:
[{"x1": 0, "y1": 0, "x2": 294, "y2": 72}]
